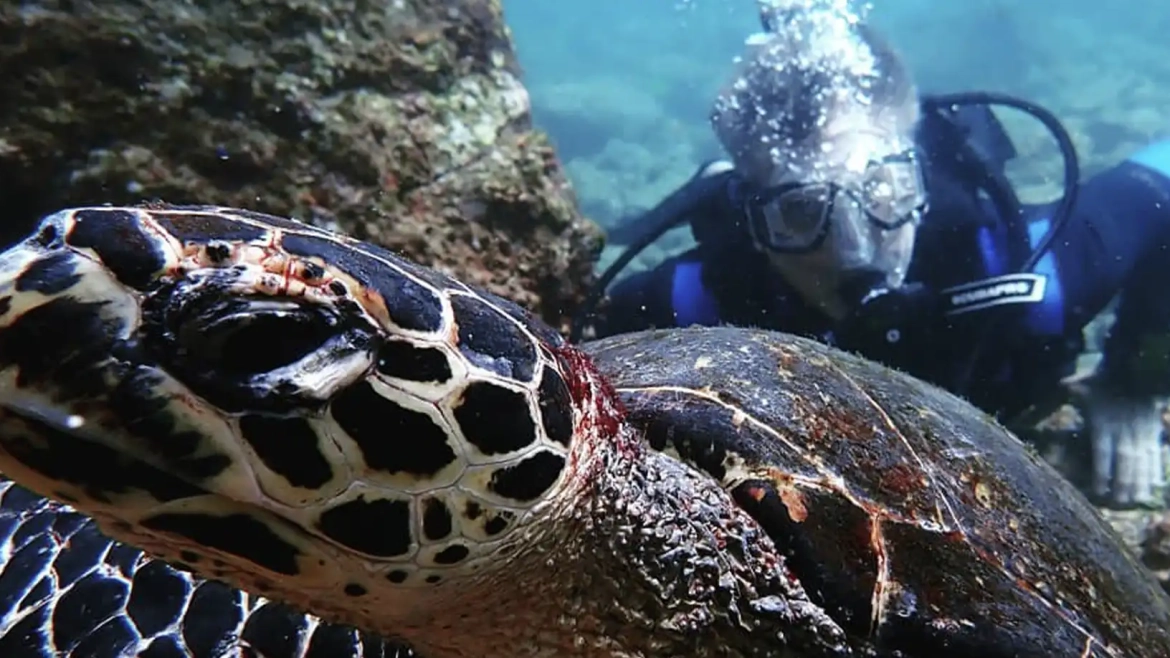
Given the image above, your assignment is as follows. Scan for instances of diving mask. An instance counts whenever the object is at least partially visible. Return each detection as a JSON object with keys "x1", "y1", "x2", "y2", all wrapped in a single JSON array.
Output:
[{"x1": 744, "y1": 150, "x2": 927, "y2": 253}]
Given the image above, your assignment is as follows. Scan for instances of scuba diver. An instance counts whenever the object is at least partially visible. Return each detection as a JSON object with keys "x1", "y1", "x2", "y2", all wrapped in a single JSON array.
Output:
[{"x1": 574, "y1": 5, "x2": 1170, "y2": 509}]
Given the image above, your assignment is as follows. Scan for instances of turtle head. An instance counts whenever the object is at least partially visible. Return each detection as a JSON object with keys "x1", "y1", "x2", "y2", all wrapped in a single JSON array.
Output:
[{"x1": 0, "y1": 206, "x2": 624, "y2": 630}]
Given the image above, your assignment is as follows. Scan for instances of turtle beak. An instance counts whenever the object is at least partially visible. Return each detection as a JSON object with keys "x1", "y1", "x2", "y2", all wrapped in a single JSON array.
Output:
[
  {"x1": 0, "y1": 214, "x2": 143, "y2": 362},
  {"x1": 0, "y1": 229, "x2": 77, "y2": 435},
  {"x1": 0, "y1": 213, "x2": 210, "y2": 517},
  {"x1": 0, "y1": 237, "x2": 43, "y2": 297},
  {"x1": 0, "y1": 210, "x2": 79, "y2": 304},
  {"x1": 0, "y1": 213, "x2": 143, "y2": 437}
]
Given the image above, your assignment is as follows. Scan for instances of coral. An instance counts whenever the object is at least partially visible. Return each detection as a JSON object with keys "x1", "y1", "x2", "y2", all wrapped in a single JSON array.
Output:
[{"x1": 0, "y1": 0, "x2": 602, "y2": 328}]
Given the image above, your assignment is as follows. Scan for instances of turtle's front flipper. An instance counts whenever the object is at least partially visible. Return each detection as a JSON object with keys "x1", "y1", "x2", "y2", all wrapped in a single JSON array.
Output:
[{"x1": 0, "y1": 478, "x2": 414, "y2": 658}]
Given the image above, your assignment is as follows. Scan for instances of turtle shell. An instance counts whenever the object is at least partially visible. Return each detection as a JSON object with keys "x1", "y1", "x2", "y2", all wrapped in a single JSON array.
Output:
[{"x1": 584, "y1": 326, "x2": 1170, "y2": 658}]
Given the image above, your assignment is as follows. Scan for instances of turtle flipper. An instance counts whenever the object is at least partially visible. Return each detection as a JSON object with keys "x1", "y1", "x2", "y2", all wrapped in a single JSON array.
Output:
[{"x1": 0, "y1": 477, "x2": 415, "y2": 658}]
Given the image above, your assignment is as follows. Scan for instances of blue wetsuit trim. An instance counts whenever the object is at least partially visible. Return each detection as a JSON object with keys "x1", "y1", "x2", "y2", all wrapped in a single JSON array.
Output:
[
  {"x1": 977, "y1": 228, "x2": 1007, "y2": 275},
  {"x1": 671, "y1": 261, "x2": 721, "y2": 327},
  {"x1": 1127, "y1": 139, "x2": 1170, "y2": 178},
  {"x1": 975, "y1": 219, "x2": 1064, "y2": 335},
  {"x1": 1025, "y1": 218, "x2": 1064, "y2": 335}
]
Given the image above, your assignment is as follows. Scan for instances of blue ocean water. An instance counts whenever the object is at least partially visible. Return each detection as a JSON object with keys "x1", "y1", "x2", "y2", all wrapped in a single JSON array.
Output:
[{"x1": 505, "y1": 0, "x2": 1170, "y2": 271}]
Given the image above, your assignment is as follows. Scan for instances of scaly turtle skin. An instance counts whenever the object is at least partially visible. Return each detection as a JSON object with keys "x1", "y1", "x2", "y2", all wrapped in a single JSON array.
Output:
[
  {"x1": 0, "y1": 205, "x2": 1166, "y2": 657},
  {"x1": 0, "y1": 479, "x2": 415, "y2": 657}
]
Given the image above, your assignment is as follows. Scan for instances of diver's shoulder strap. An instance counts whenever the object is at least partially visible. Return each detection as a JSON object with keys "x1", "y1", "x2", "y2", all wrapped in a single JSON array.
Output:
[
  {"x1": 686, "y1": 162, "x2": 755, "y2": 251},
  {"x1": 693, "y1": 159, "x2": 735, "y2": 180}
]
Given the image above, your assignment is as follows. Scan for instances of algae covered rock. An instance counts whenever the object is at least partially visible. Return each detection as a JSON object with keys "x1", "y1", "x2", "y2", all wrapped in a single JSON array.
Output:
[{"x1": 0, "y1": 0, "x2": 602, "y2": 327}]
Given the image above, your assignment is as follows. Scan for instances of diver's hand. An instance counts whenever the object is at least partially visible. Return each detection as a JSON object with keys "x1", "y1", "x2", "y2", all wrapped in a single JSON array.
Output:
[
  {"x1": 833, "y1": 283, "x2": 942, "y2": 361},
  {"x1": 1082, "y1": 382, "x2": 1166, "y2": 508}
]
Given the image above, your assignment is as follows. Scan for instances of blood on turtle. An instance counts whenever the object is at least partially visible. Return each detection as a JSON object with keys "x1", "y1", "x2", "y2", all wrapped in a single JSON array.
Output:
[{"x1": 0, "y1": 204, "x2": 1165, "y2": 657}]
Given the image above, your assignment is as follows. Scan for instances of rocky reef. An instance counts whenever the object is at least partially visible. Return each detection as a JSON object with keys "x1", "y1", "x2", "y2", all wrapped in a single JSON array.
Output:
[{"x1": 0, "y1": 0, "x2": 602, "y2": 327}]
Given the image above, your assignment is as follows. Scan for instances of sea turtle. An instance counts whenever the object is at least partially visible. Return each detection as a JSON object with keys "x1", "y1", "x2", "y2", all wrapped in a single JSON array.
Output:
[{"x1": 0, "y1": 204, "x2": 1167, "y2": 658}]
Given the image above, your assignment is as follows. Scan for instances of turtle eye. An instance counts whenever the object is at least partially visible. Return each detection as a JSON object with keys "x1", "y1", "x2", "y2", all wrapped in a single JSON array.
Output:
[
  {"x1": 141, "y1": 276, "x2": 378, "y2": 413},
  {"x1": 179, "y1": 299, "x2": 337, "y2": 375}
]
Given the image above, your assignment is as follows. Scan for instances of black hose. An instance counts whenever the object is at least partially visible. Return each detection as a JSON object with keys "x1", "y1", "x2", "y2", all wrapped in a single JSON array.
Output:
[
  {"x1": 925, "y1": 92, "x2": 1080, "y2": 273},
  {"x1": 924, "y1": 92, "x2": 1081, "y2": 395},
  {"x1": 568, "y1": 171, "x2": 731, "y2": 342}
]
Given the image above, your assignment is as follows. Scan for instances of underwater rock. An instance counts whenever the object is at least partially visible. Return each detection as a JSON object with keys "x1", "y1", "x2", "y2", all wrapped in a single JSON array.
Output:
[
  {"x1": 1027, "y1": 397, "x2": 1170, "y2": 585},
  {"x1": 0, "y1": 0, "x2": 602, "y2": 327},
  {"x1": 1099, "y1": 508, "x2": 1170, "y2": 595}
]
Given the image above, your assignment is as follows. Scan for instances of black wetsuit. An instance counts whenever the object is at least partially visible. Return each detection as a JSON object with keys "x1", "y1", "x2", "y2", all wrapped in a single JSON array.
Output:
[{"x1": 593, "y1": 105, "x2": 1170, "y2": 421}]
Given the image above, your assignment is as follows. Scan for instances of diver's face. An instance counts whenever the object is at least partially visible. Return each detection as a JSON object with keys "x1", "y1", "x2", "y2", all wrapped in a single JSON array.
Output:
[
  {"x1": 763, "y1": 210, "x2": 918, "y2": 315},
  {"x1": 736, "y1": 115, "x2": 926, "y2": 312}
]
